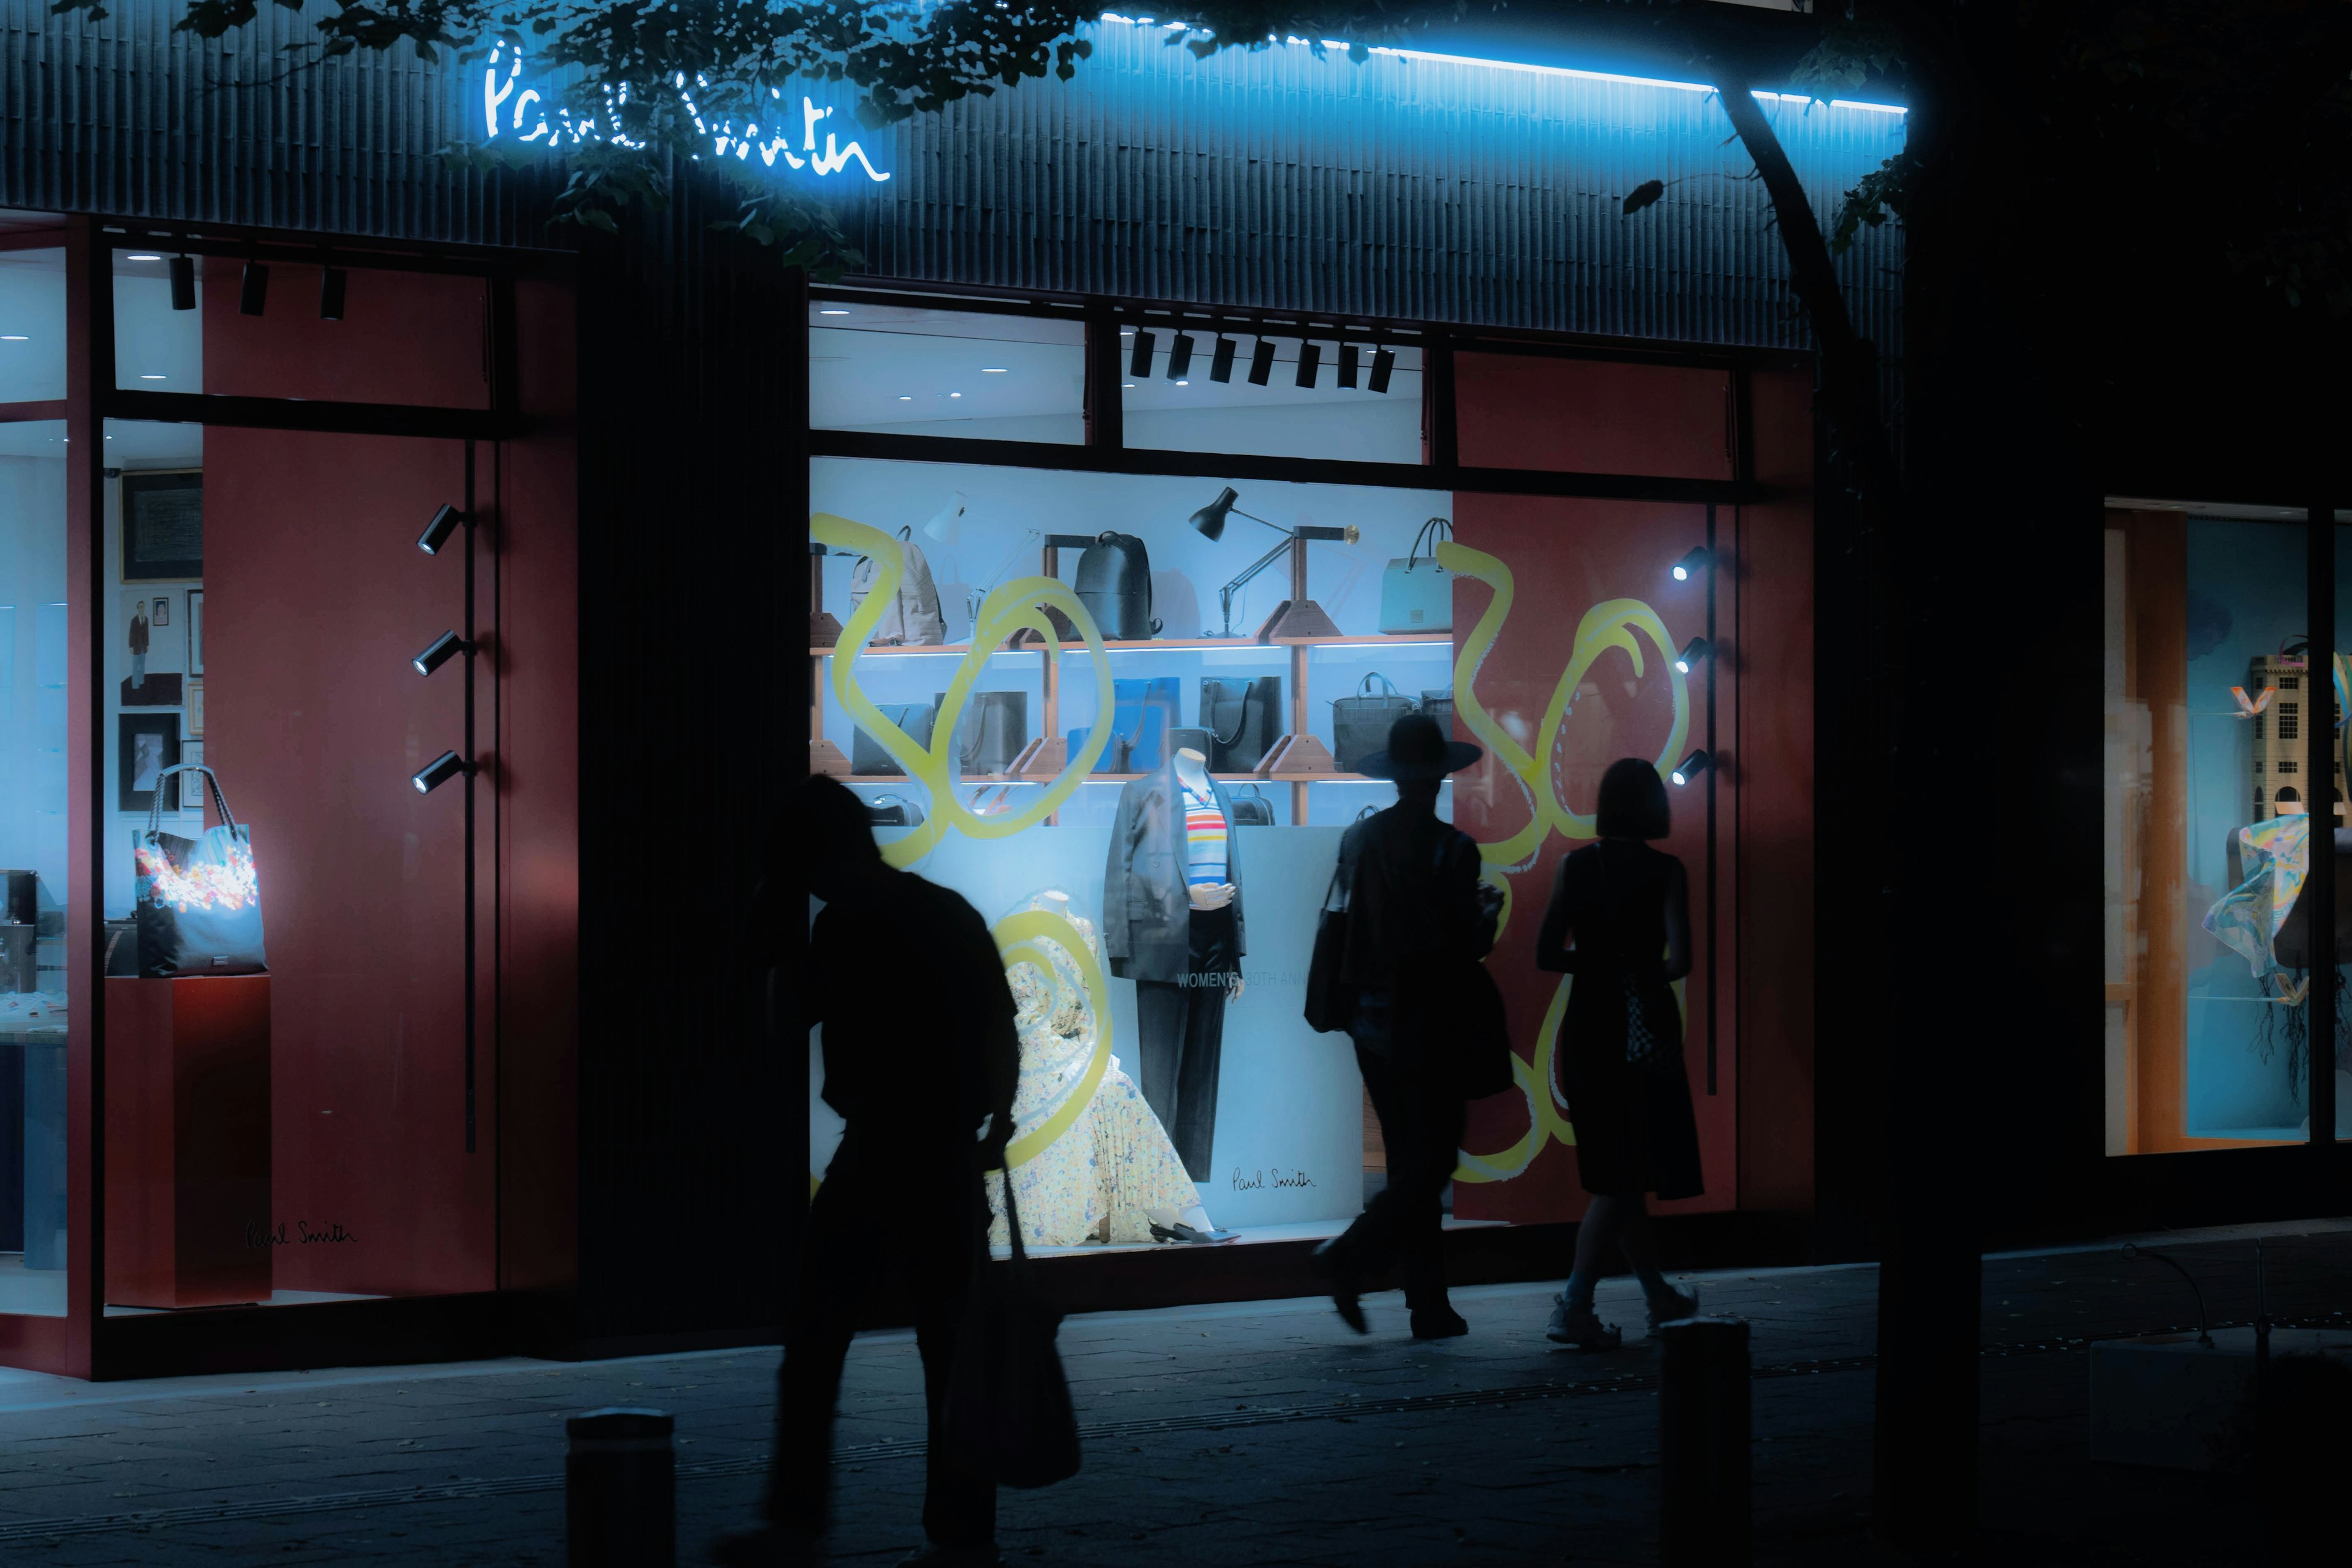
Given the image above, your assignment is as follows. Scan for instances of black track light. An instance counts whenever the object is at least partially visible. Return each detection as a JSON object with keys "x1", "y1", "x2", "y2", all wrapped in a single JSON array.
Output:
[
  {"x1": 320, "y1": 266, "x2": 347, "y2": 322},
  {"x1": 412, "y1": 630, "x2": 471, "y2": 677},
  {"x1": 168, "y1": 255, "x2": 195, "y2": 312},
  {"x1": 413, "y1": 749, "x2": 471, "y2": 795},
  {"x1": 1670, "y1": 749, "x2": 1711, "y2": 788},
  {"x1": 1338, "y1": 343, "x2": 1359, "y2": 389},
  {"x1": 1248, "y1": 337, "x2": 1275, "y2": 386},
  {"x1": 1368, "y1": 345, "x2": 1395, "y2": 394},
  {"x1": 1295, "y1": 341, "x2": 1321, "y2": 389},
  {"x1": 1210, "y1": 336, "x2": 1236, "y2": 383},
  {"x1": 1671, "y1": 546, "x2": 1711, "y2": 583},
  {"x1": 1166, "y1": 333, "x2": 1194, "y2": 380},
  {"x1": 1129, "y1": 329, "x2": 1155, "y2": 379},
  {"x1": 1675, "y1": 636, "x2": 1712, "y2": 674},
  {"x1": 417, "y1": 503, "x2": 470, "y2": 556},
  {"x1": 239, "y1": 262, "x2": 269, "y2": 317}
]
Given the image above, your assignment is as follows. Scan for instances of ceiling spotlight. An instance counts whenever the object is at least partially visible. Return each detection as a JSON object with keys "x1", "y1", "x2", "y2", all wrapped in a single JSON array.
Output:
[
  {"x1": 1670, "y1": 749, "x2": 1711, "y2": 788},
  {"x1": 980, "y1": 366, "x2": 1008, "y2": 374},
  {"x1": 1671, "y1": 546, "x2": 1711, "y2": 582},
  {"x1": 1368, "y1": 345, "x2": 1395, "y2": 394},
  {"x1": 239, "y1": 261, "x2": 269, "y2": 317},
  {"x1": 319, "y1": 265, "x2": 347, "y2": 322},
  {"x1": 1248, "y1": 337, "x2": 1275, "y2": 386},
  {"x1": 412, "y1": 630, "x2": 471, "y2": 677},
  {"x1": 1675, "y1": 636, "x2": 1712, "y2": 674},
  {"x1": 1295, "y1": 341, "x2": 1321, "y2": 389},
  {"x1": 1129, "y1": 329, "x2": 1155, "y2": 379},
  {"x1": 1338, "y1": 343, "x2": 1359, "y2": 389},
  {"x1": 169, "y1": 255, "x2": 195, "y2": 312},
  {"x1": 1210, "y1": 336, "x2": 1236, "y2": 383},
  {"x1": 817, "y1": 308, "x2": 850, "y2": 315},
  {"x1": 925, "y1": 491, "x2": 967, "y2": 546},
  {"x1": 417, "y1": 503, "x2": 470, "y2": 556},
  {"x1": 412, "y1": 749, "x2": 471, "y2": 795},
  {"x1": 1166, "y1": 333, "x2": 1194, "y2": 380}
]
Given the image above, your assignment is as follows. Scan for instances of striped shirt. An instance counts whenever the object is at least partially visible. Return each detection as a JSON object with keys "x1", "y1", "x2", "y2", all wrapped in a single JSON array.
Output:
[{"x1": 1182, "y1": 782, "x2": 1229, "y2": 888}]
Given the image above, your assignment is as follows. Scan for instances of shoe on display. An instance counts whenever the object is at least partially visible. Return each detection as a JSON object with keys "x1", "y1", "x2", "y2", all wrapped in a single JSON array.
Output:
[
  {"x1": 1309, "y1": 1237, "x2": 1369, "y2": 1335},
  {"x1": 712, "y1": 1523, "x2": 821, "y2": 1567},
  {"x1": 1409, "y1": 1303, "x2": 1470, "y2": 1340},
  {"x1": 895, "y1": 1545, "x2": 1011, "y2": 1568},
  {"x1": 1646, "y1": 1283, "x2": 1702, "y2": 1335},
  {"x1": 1145, "y1": 1205, "x2": 1239, "y2": 1243},
  {"x1": 1544, "y1": 1294, "x2": 1624, "y2": 1352}
]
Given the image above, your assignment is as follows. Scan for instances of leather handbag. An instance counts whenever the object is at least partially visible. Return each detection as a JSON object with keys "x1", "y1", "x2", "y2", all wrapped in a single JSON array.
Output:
[
  {"x1": 937, "y1": 690, "x2": 1030, "y2": 777},
  {"x1": 1202, "y1": 676, "x2": 1282, "y2": 774},
  {"x1": 867, "y1": 793, "x2": 926, "y2": 828},
  {"x1": 1068, "y1": 726, "x2": 1133, "y2": 775},
  {"x1": 1331, "y1": 673, "x2": 1416, "y2": 774},
  {"x1": 947, "y1": 1175, "x2": 1081, "y2": 1489},
  {"x1": 1227, "y1": 785, "x2": 1275, "y2": 826},
  {"x1": 1303, "y1": 858, "x2": 1352, "y2": 1035},
  {"x1": 851, "y1": 703, "x2": 935, "y2": 777},
  {"x1": 848, "y1": 526, "x2": 949, "y2": 646},
  {"x1": 1074, "y1": 532, "x2": 1160, "y2": 641},
  {"x1": 1379, "y1": 518, "x2": 1454, "y2": 633},
  {"x1": 135, "y1": 764, "x2": 267, "y2": 979},
  {"x1": 1115, "y1": 677, "x2": 1181, "y2": 771},
  {"x1": 1420, "y1": 688, "x2": 1455, "y2": 738}
]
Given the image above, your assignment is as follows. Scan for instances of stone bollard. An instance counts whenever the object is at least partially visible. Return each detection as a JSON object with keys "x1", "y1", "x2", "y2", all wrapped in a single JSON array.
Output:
[
  {"x1": 567, "y1": 1407, "x2": 676, "y2": 1568},
  {"x1": 1657, "y1": 1317, "x2": 1751, "y2": 1567}
]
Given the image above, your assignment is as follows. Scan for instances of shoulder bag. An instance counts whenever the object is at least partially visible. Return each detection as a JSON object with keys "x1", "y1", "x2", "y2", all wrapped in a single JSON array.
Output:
[
  {"x1": 848, "y1": 525, "x2": 948, "y2": 646},
  {"x1": 946, "y1": 1175, "x2": 1082, "y2": 1489},
  {"x1": 135, "y1": 764, "x2": 268, "y2": 978},
  {"x1": 1379, "y1": 517, "x2": 1455, "y2": 633},
  {"x1": 1303, "y1": 848, "x2": 1355, "y2": 1035}
]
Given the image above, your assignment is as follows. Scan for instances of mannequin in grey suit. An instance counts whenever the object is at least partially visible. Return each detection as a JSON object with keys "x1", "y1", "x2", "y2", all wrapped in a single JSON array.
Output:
[{"x1": 1102, "y1": 749, "x2": 1246, "y2": 1180}]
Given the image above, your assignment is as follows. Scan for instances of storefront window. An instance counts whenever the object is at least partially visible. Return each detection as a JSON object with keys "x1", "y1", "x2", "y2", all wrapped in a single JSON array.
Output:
[
  {"x1": 811, "y1": 301, "x2": 1088, "y2": 442},
  {"x1": 0, "y1": 249, "x2": 67, "y2": 402},
  {"x1": 0, "y1": 417, "x2": 67, "y2": 1313},
  {"x1": 1120, "y1": 328, "x2": 1425, "y2": 464},
  {"x1": 2104, "y1": 504, "x2": 2351, "y2": 1151}
]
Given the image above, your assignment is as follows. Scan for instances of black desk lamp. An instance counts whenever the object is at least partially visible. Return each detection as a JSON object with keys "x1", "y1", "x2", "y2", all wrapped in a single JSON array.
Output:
[{"x1": 1189, "y1": 486, "x2": 1359, "y2": 638}]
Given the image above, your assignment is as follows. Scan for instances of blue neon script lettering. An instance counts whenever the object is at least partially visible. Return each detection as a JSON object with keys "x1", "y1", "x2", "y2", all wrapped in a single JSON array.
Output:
[{"x1": 482, "y1": 42, "x2": 889, "y2": 183}]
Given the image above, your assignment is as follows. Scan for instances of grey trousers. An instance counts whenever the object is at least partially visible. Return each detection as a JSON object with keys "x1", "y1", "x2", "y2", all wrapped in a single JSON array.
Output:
[{"x1": 1133, "y1": 907, "x2": 1235, "y2": 1182}]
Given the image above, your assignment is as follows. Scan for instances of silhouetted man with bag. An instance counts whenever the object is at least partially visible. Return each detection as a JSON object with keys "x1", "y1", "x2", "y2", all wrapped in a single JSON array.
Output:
[{"x1": 720, "y1": 776, "x2": 1019, "y2": 1568}]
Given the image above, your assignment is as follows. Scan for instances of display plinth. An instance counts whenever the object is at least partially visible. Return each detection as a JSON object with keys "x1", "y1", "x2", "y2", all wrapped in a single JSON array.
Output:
[
  {"x1": 1016, "y1": 736, "x2": 1066, "y2": 778},
  {"x1": 809, "y1": 739, "x2": 853, "y2": 778},
  {"x1": 809, "y1": 611, "x2": 843, "y2": 648},
  {"x1": 1266, "y1": 600, "x2": 1343, "y2": 641},
  {"x1": 1257, "y1": 734, "x2": 1338, "y2": 777},
  {"x1": 104, "y1": 975, "x2": 272, "y2": 1310}
]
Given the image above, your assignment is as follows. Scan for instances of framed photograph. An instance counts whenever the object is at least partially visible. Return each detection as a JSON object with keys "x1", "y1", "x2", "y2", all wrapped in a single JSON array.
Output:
[
  {"x1": 121, "y1": 469, "x2": 203, "y2": 582},
  {"x1": 121, "y1": 589, "x2": 182, "y2": 707},
  {"x1": 118, "y1": 714, "x2": 179, "y2": 813},
  {"x1": 179, "y1": 742, "x2": 206, "y2": 810},
  {"x1": 187, "y1": 589, "x2": 205, "y2": 675},
  {"x1": 184, "y1": 676, "x2": 206, "y2": 739},
  {"x1": 151, "y1": 595, "x2": 170, "y2": 628}
]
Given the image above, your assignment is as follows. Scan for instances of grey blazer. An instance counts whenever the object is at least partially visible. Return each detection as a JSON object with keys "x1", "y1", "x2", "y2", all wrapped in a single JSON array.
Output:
[{"x1": 1102, "y1": 760, "x2": 1247, "y2": 982}]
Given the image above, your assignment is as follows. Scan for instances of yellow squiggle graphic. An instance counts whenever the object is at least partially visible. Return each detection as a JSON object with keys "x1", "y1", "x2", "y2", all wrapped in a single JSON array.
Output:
[
  {"x1": 1436, "y1": 538, "x2": 1690, "y2": 1185},
  {"x1": 993, "y1": 907, "x2": 1114, "y2": 1169},
  {"x1": 811, "y1": 513, "x2": 1117, "y2": 869}
]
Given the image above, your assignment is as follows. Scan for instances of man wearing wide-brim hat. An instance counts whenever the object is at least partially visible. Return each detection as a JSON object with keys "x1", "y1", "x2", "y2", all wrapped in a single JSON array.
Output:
[{"x1": 1306, "y1": 712, "x2": 1507, "y2": 1340}]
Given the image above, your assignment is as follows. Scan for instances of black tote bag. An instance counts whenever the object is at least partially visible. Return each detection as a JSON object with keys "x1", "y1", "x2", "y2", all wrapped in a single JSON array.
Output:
[
  {"x1": 1202, "y1": 676, "x2": 1282, "y2": 773},
  {"x1": 946, "y1": 1176, "x2": 1082, "y2": 1490},
  {"x1": 1331, "y1": 673, "x2": 1415, "y2": 774},
  {"x1": 135, "y1": 764, "x2": 268, "y2": 978},
  {"x1": 1303, "y1": 862, "x2": 1354, "y2": 1035}
]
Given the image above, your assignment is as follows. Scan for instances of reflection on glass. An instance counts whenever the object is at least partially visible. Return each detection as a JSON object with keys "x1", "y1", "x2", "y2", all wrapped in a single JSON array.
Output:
[
  {"x1": 0, "y1": 250, "x2": 67, "y2": 404},
  {"x1": 0, "y1": 418, "x2": 67, "y2": 1313},
  {"x1": 114, "y1": 252, "x2": 203, "y2": 393},
  {"x1": 810, "y1": 302, "x2": 1087, "y2": 442},
  {"x1": 1124, "y1": 334, "x2": 1423, "y2": 463}
]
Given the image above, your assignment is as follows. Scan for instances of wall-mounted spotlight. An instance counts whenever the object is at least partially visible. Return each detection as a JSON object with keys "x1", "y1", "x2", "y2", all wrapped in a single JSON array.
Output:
[
  {"x1": 1248, "y1": 337, "x2": 1276, "y2": 386},
  {"x1": 1671, "y1": 546, "x2": 1711, "y2": 582},
  {"x1": 239, "y1": 261, "x2": 270, "y2": 317},
  {"x1": 1368, "y1": 345, "x2": 1395, "y2": 394},
  {"x1": 319, "y1": 266, "x2": 347, "y2": 322},
  {"x1": 1166, "y1": 333, "x2": 1194, "y2": 380},
  {"x1": 412, "y1": 630, "x2": 472, "y2": 677},
  {"x1": 417, "y1": 503, "x2": 470, "y2": 556},
  {"x1": 1128, "y1": 329, "x2": 1155, "y2": 379},
  {"x1": 413, "y1": 749, "x2": 472, "y2": 795},
  {"x1": 1675, "y1": 636, "x2": 1712, "y2": 674},
  {"x1": 1295, "y1": 341, "x2": 1321, "y2": 389},
  {"x1": 1670, "y1": 749, "x2": 1711, "y2": 788},
  {"x1": 1209, "y1": 336, "x2": 1236, "y2": 383},
  {"x1": 1338, "y1": 342, "x2": 1360, "y2": 389},
  {"x1": 169, "y1": 255, "x2": 196, "y2": 312}
]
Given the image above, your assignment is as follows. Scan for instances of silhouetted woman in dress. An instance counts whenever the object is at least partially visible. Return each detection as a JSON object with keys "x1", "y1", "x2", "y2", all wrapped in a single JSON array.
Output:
[{"x1": 1536, "y1": 757, "x2": 1702, "y2": 1349}]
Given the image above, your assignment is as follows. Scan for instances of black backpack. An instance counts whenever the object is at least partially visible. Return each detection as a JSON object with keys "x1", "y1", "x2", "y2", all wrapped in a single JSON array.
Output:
[{"x1": 1074, "y1": 532, "x2": 1160, "y2": 640}]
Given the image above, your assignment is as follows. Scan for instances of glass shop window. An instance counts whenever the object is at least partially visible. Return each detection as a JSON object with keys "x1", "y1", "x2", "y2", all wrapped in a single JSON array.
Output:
[
  {"x1": 0, "y1": 416, "x2": 68, "y2": 1314},
  {"x1": 2103, "y1": 505, "x2": 2350, "y2": 1155},
  {"x1": 0, "y1": 248, "x2": 67, "y2": 404},
  {"x1": 810, "y1": 301, "x2": 1088, "y2": 442},
  {"x1": 1120, "y1": 324, "x2": 1425, "y2": 464},
  {"x1": 113, "y1": 251, "x2": 494, "y2": 407}
]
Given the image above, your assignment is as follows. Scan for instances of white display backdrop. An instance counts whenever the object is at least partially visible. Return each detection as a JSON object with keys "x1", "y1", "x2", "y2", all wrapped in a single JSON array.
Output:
[{"x1": 808, "y1": 822, "x2": 1365, "y2": 1231}]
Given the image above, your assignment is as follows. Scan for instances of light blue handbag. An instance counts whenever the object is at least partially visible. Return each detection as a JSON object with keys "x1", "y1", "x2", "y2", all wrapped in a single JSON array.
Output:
[{"x1": 1379, "y1": 517, "x2": 1454, "y2": 633}]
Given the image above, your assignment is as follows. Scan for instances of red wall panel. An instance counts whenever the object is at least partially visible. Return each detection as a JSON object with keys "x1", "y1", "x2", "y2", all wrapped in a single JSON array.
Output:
[
  {"x1": 1455, "y1": 353, "x2": 1734, "y2": 480},
  {"x1": 206, "y1": 428, "x2": 493, "y2": 1295},
  {"x1": 198, "y1": 266, "x2": 491, "y2": 409}
]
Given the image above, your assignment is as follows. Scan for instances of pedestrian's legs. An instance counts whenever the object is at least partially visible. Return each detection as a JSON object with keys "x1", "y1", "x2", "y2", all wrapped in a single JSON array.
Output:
[
  {"x1": 914, "y1": 1164, "x2": 996, "y2": 1551},
  {"x1": 766, "y1": 1166, "x2": 876, "y2": 1536},
  {"x1": 1563, "y1": 1194, "x2": 1628, "y2": 1311},
  {"x1": 1613, "y1": 1197, "x2": 1676, "y2": 1305},
  {"x1": 1329, "y1": 1045, "x2": 1411, "y2": 1277},
  {"x1": 1394, "y1": 1089, "x2": 1466, "y2": 1313}
]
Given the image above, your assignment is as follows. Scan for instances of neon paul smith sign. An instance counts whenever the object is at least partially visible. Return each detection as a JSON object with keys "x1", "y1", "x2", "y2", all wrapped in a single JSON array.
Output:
[{"x1": 481, "y1": 42, "x2": 891, "y2": 182}]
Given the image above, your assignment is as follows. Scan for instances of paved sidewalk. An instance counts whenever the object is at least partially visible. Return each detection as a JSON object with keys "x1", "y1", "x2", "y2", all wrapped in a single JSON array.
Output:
[{"x1": 0, "y1": 1218, "x2": 2342, "y2": 1565}]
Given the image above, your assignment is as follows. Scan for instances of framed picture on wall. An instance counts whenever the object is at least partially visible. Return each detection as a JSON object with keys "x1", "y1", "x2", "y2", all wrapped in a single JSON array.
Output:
[
  {"x1": 179, "y1": 742, "x2": 206, "y2": 810},
  {"x1": 121, "y1": 469, "x2": 203, "y2": 582},
  {"x1": 187, "y1": 589, "x2": 205, "y2": 675},
  {"x1": 118, "y1": 714, "x2": 179, "y2": 813},
  {"x1": 185, "y1": 676, "x2": 205, "y2": 739},
  {"x1": 121, "y1": 589, "x2": 182, "y2": 707}
]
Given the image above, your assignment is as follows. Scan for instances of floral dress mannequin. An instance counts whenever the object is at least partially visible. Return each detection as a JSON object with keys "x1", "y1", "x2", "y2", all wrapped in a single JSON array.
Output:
[{"x1": 990, "y1": 890, "x2": 1221, "y2": 1246}]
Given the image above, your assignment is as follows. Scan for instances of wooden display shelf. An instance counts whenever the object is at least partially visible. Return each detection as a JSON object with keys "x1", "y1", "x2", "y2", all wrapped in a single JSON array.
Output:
[
  {"x1": 840, "y1": 772, "x2": 1273, "y2": 785},
  {"x1": 812, "y1": 631, "x2": 1452, "y2": 658},
  {"x1": 1272, "y1": 632, "x2": 1453, "y2": 647}
]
